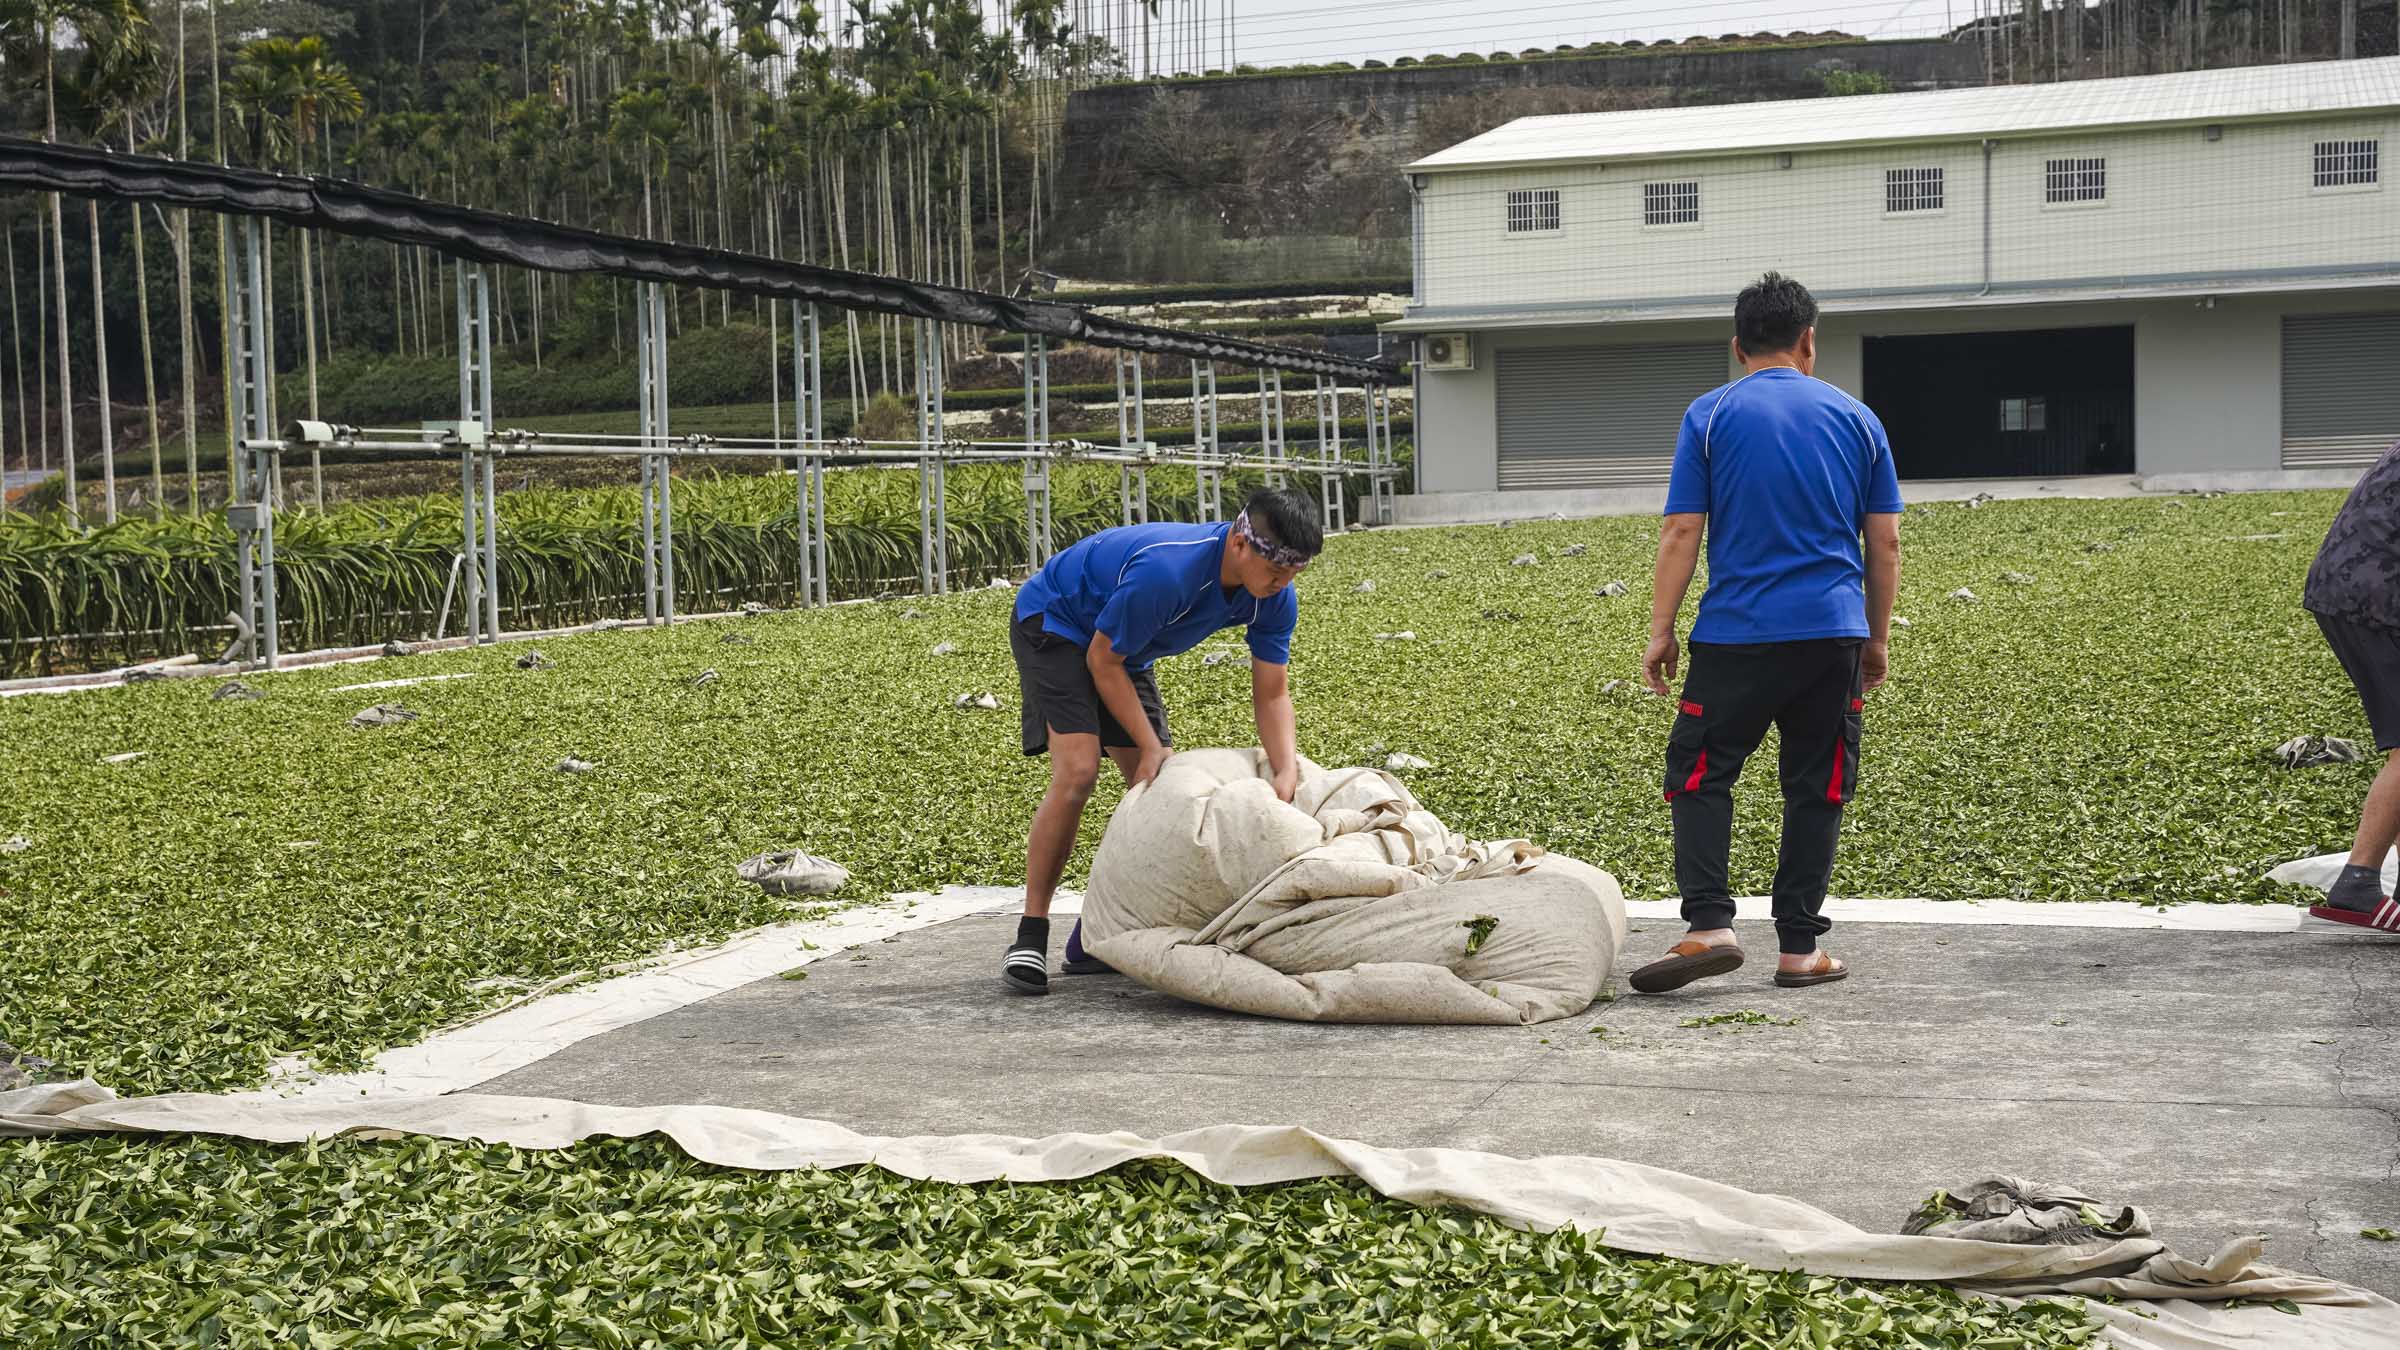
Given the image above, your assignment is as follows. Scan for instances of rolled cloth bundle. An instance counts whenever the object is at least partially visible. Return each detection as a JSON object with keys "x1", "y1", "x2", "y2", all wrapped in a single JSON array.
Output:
[{"x1": 1079, "y1": 749, "x2": 1626, "y2": 1024}]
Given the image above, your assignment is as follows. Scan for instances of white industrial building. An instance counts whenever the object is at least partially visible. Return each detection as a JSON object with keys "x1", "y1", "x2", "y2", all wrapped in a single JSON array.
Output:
[{"x1": 1389, "y1": 57, "x2": 2400, "y2": 518}]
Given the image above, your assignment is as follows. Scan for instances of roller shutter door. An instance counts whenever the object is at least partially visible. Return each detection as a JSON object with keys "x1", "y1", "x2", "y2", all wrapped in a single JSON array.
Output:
[
  {"x1": 1496, "y1": 343, "x2": 1725, "y2": 490},
  {"x1": 2282, "y1": 313, "x2": 2400, "y2": 468}
]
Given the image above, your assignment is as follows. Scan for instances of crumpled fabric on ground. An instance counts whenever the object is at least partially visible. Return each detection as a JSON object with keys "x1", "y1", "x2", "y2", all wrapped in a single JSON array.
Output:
[
  {"x1": 1078, "y1": 749, "x2": 1626, "y2": 1024},
  {"x1": 1905, "y1": 1176, "x2": 2147, "y2": 1246}
]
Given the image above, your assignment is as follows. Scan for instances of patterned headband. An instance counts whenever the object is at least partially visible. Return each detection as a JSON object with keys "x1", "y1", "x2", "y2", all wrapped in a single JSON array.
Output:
[{"x1": 1232, "y1": 511, "x2": 1313, "y2": 570}]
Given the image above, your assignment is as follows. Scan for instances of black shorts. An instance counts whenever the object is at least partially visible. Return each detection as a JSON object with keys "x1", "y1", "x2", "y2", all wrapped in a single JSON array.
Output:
[
  {"x1": 1009, "y1": 614, "x2": 1171, "y2": 757},
  {"x1": 2316, "y1": 612, "x2": 2400, "y2": 752}
]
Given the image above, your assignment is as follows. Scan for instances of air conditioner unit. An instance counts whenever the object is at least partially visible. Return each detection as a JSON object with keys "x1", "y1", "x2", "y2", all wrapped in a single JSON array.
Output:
[{"x1": 1420, "y1": 332, "x2": 1473, "y2": 372}]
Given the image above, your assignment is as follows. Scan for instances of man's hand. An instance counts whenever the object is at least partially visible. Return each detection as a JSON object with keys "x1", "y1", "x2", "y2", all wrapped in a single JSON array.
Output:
[
  {"x1": 1642, "y1": 631, "x2": 1681, "y2": 698},
  {"x1": 1131, "y1": 744, "x2": 1173, "y2": 790},
  {"x1": 1270, "y1": 760, "x2": 1300, "y2": 804},
  {"x1": 1861, "y1": 638, "x2": 1890, "y2": 693}
]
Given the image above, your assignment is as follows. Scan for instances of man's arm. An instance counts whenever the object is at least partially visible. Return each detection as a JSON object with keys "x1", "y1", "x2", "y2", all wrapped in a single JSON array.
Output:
[
  {"x1": 1861, "y1": 512, "x2": 1901, "y2": 692},
  {"x1": 1252, "y1": 660, "x2": 1299, "y2": 802},
  {"x1": 1643, "y1": 513, "x2": 1706, "y2": 697},
  {"x1": 1086, "y1": 632, "x2": 1170, "y2": 786}
]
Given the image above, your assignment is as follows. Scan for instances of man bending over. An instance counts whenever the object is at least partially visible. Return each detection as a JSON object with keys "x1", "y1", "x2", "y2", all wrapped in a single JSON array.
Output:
[{"x1": 1001, "y1": 486, "x2": 1323, "y2": 994}]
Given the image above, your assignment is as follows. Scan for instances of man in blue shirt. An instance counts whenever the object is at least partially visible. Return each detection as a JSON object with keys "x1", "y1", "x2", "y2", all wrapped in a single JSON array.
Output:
[
  {"x1": 1000, "y1": 486, "x2": 1323, "y2": 994},
  {"x1": 1631, "y1": 272, "x2": 1905, "y2": 995}
]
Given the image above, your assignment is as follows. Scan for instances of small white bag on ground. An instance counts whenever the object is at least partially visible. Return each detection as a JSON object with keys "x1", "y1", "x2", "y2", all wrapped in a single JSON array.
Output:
[{"x1": 1080, "y1": 748, "x2": 1626, "y2": 1024}]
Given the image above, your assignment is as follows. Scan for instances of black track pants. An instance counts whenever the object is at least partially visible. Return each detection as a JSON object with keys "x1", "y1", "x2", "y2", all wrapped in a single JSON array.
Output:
[{"x1": 1662, "y1": 638, "x2": 1865, "y2": 956}]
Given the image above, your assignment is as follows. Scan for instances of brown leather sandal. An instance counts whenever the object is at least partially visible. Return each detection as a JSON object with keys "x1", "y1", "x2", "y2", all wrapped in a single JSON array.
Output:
[
  {"x1": 1628, "y1": 939, "x2": 1745, "y2": 994},
  {"x1": 1773, "y1": 952, "x2": 1849, "y2": 988}
]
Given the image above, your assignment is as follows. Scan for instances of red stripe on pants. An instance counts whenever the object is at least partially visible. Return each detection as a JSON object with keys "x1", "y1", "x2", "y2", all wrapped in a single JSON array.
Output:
[{"x1": 1825, "y1": 742, "x2": 1844, "y2": 803}]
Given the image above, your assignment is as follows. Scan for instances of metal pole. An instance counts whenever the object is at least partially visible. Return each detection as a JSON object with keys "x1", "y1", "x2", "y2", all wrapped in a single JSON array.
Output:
[
  {"x1": 1115, "y1": 351, "x2": 1135, "y2": 526},
  {"x1": 637, "y1": 282, "x2": 658, "y2": 625},
  {"x1": 240, "y1": 218, "x2": 278, "y2": 667},
  {"x1": 1316, "y1": 374, "x2": 1344, "y2": 533},
  {"x1": 1204, "y1": 361, "x2": 1223, "y2": 521},
  {"x1": 477, "y1": 271, "x2": 499, "y2": 640},
  {"x1": 810, "y1": 304, "x2": 827, "y2": 607},
  {"x1": 932, "y1": 321, "x2": 949, "y2": 592},
  {"x1": 916, "y1": 317, "x2": 937, "y2": 595},
  {"x1": 1132, "y1": 356, "x2": 1148, "y2": 524},
  {"x1": 790, "y1": 299, "x2": 811, "y2": 608},
  {"x1": 456, "y1": 265, "x2": 483, "y2": 645},
  {"x1": 653, "y1": 283, "x2": 677, "y2": 625},
  {"x1": 228, "y1": 223, "x2": 255, "y2": 660},
  {"x1": 1023, "y1": 335, "x2": 1052, "y2": 571},
  {"x1": 1264, "y1": 368, "x2": 1287, "y2": 488}
]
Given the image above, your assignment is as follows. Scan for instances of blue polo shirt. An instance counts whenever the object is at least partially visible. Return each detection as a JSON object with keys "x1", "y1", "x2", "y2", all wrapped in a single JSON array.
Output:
[
  {"x1": 1664, "y1": 367, "x2": 1904, "y2": 644},
  {"x1": 1014, "y1": 522, "x2": 1297, "y2": 670}
]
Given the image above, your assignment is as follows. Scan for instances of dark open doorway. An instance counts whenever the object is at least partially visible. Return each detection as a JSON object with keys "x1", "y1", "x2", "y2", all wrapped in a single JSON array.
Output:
[{"x1": 1862, "y1": 326, "x2": 2135, "y2": 478}]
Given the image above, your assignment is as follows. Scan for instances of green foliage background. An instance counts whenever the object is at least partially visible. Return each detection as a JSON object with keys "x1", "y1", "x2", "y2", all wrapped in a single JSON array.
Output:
[{"x1": 0, "y1": 491, "x2": 2369, "y2": 1098}]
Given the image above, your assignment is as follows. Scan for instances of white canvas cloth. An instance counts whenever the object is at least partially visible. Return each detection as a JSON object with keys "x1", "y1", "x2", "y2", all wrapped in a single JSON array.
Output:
[
  {"x1": 2, "y1": 1080, "x2": 2390, "y2": 1350},
  {"x1": 1078, "y1": 749, "x2": 1627, "y2": 1024},
  {"x1": 2268, "y1": 848, "x2": 2400, "y2": 893}
]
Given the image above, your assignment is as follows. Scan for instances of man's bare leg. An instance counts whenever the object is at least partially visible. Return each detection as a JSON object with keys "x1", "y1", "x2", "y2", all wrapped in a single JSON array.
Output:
[
  {"x1": 2320, "y1": 751, "x2": 2399, "y2": 921},
  {"x1": 1053, "y1": 745, "x2": 1146, "y2": 976},
  {"x1": 1006, "y1": 730, "x2": 1102, "y2": 994},
  {"x1": 2350, "y1": 750, "x2": 2400, "y2": 871}
]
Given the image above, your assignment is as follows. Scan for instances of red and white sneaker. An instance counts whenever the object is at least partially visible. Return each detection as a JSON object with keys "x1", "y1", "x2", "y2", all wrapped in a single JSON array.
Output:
[{"x1": 2309, "y1": 896, "x2": 2400, "y2": 932}]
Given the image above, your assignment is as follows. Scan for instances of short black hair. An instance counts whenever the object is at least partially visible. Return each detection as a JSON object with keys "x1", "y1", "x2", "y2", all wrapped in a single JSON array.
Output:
[
  {"x1": 1242, "y1": 487, "x2": 1324, "y2": 559},
  {"x1": 1734, "y1": 272, "x2": 1818, "y2": 357}
]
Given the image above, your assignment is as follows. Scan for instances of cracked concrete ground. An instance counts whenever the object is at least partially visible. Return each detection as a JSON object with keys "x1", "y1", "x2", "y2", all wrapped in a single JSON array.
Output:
[{"x1": 478, "y1": 911, "x2": 2400, "y2": 1297}]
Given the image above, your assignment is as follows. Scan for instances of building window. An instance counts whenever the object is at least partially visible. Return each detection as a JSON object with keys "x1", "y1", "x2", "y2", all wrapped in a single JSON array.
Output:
[
  {"x1": 1885, "y1": 166, "x2": 1945, "y2": 213},
  {"x1": 1999, "y1": 397, "x2": 2048, "y2": 433},
  {"x1": 2314, "y1": 139, "x2": 2380, "y2": 189},
  {"x1": 1505, "y1": 188, "x2": 1562, "y2": 233},
  {"x1": 1643, "y1": 180, "x2": 1700, "y2": 227},
  {"x1": 2044, "y1": 157, "x2": 2107, "y2": 204}
]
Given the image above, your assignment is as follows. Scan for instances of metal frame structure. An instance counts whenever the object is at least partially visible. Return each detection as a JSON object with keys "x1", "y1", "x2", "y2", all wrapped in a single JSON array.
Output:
[
  {"x1": 914, "y1": 316, "x2": 951, "y2": 595},
  {"x1": 636, "y1": 280, "x2": 678, "y2": 625},
  {"x1": 452, "y1": 263, "x2": 502, "y2": 644},
  {"x1": 1021, "y1": 335, "x2": 1056, "y2": 572},
  {"x1": 1113, "y1": 351, "x2": 1149, "y2": 526},
  {"x1": 206, "y1": 274, "x2": 1405, "y2": 660},
  {"x1": 1260, "y1": 368, "x2": 1288, "y2": 488},
  {"x1": 1313, "y1": 375, "x2": 1346, "y2": 534},
  {"x1": 2, "y1": 143, "x2": 1410, "y2": 666},
  {"x1": 226, "y1": 218, "x2": 278, "y2": 666},
  {"x1": 1192, "y1": 360, "x2": 1223, "y2": 523},
  {"x1": 790, "y1": 300, "x2": 829, "y2": 608}
]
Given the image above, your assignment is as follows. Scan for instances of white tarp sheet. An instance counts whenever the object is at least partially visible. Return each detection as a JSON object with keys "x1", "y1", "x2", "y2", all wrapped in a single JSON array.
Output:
[{"x1": 2, "y1": 1080, "x2": 2391, "y2": 1350}]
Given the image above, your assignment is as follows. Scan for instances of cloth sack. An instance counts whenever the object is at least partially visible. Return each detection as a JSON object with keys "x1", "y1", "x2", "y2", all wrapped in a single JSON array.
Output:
[{"x1": 1079, "y1": 748, "x2": 1626, "y2": 1024}]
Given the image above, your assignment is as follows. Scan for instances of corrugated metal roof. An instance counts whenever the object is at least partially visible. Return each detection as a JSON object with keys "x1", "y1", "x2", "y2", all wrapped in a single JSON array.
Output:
[{"x1": 1409, "y1": 56, "x2": 2400, "y2": 173}]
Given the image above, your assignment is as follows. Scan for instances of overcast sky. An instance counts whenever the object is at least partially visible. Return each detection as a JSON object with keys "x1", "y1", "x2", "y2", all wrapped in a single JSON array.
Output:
[{"x1": 1199, "y1": 0, "x2": 1975, "y2": 71}]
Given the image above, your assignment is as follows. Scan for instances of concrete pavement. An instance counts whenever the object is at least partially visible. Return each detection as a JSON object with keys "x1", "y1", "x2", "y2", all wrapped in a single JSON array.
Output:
[{"x1": 476, "y1": 909, "x2": 2400, "y2": 1298}]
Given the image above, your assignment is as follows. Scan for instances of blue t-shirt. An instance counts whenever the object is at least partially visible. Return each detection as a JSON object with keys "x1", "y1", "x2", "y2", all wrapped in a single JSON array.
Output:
[
  {"x1": 1663, "y1": 367, "x2": 1904, "y2": 644},
  {"x1": 1014, "y1": 522, "x2": 1297, "y2": 670}
]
